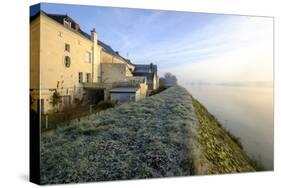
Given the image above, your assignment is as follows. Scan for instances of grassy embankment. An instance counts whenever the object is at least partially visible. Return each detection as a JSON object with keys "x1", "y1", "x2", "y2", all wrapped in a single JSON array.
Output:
[
  {"x1": 40, "y1": 86, "x2": 256, "y2": 185},
  {"x1": 191, "y1": 97, "x2": 256, "y2": 174},
  {"x1": 40, "y1": 86, "x2": 198, "y2": 184}
]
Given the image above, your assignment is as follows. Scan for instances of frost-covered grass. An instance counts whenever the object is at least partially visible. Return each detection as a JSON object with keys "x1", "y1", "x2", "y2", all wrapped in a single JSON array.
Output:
[
  {"x1": 40, "y1": 86, "x2": 198, "y2": 184},
  {"x1": 192, "y1": 97, "x2": 256, "y2": 174},
  {"x1": 40, "y1": 86, "x2": 257, "y2": 184}
]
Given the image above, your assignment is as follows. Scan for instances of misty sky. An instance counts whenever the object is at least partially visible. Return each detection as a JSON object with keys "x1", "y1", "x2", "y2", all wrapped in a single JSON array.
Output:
[{"x1": 38, "y1": 3, "x2": 273, "y2": 84}]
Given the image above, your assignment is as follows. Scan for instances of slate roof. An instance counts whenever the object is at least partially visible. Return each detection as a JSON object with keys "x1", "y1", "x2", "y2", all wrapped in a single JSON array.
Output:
[
  {"x1": 110, "y1": 87, "x2": 138, "y2": 93},
  {"x1": 132, "y1": 64, "x2": 157, "y2": 82},
  {"x1": 98, "y1": 41, "x2": 117, "y2": 57}
]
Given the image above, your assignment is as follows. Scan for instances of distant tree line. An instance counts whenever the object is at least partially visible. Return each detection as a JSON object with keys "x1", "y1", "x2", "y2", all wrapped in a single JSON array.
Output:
[{"x1": 159, "y1": 72, "x2": 178, "y2": 87}]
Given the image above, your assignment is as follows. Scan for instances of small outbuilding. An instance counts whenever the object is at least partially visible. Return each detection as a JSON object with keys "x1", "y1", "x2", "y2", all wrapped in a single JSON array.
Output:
[
  {"x1": 110, "y1": 87, "x2": 141, "y2": 102},
  {"x1": 110, "y1": 76, "x2": 148, "y2": 103}
]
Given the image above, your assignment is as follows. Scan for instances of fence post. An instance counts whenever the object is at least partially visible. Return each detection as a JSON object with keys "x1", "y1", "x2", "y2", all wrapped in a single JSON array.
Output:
[
  {"x1": 45, "y1": 114, "x2": 48, "y2": 129},
  {"x1": 89, "y1": 105, "x2": 92, "y2": 114}
]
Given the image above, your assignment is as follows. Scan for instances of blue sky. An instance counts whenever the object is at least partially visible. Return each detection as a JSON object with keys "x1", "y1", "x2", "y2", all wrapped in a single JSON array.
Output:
[{"x1": 34, "y1": 3, "x2": 273, "y2": 84}]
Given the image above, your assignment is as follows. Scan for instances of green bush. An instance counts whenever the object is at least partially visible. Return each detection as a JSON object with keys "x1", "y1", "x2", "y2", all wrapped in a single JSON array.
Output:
[
  {"x1": 149, "y1": 86, "x2": 168, "y2": 96},
  {"x1": 97, "y1": 100, "x2": 116, "y2": 109}
]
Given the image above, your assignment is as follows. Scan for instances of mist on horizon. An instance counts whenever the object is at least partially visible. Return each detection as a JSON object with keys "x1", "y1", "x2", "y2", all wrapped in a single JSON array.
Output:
[{"x1": 158, "y1": 17, "x2": 273, "y2": 85}]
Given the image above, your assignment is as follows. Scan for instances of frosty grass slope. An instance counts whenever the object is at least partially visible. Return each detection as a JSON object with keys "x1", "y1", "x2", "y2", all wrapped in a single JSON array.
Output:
[
  {"x1": 40, "y1": 86, "x2": 255, "y2": 184},
  {"x1": 41, "y1": 86, "x2": 198, "y2": 184}
]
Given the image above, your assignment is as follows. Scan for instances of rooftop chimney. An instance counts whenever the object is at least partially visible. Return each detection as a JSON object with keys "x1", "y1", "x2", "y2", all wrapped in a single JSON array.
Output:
[
  {"x1": 91, "y1": 28, "x2": 97, "y2": 41},
  {"x1": 150, "y1": 63, "x2": 153, "y2": 72},
  {"x1": 75, "y1": 23, "x2": 80, "y2": 31},
  {"x1": 91, "y1": 28, "x2": 96, "y2": 33}
]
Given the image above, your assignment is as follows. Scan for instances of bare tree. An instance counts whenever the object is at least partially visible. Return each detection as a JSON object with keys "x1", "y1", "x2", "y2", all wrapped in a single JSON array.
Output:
[
  {"x1": 159, "y1": 77, "x2": 166, "y2": 87},
  {"x1": 163, "y1": 72, "x2": 178, "y2": 86}
]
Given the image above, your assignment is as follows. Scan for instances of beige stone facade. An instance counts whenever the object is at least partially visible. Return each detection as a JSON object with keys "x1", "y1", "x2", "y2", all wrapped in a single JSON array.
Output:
[{"x1": 30, "y1": 11, "x2": 156, "y2": 114}]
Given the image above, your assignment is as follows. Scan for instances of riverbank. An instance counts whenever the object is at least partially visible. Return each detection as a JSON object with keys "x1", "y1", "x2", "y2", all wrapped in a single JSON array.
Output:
[
  {"x1": 40, "y1": 86, "x2": 255, "y2": 184},
  {"x1": 191, "y1": 96, "x2": 255, "y2": 174},
  {"x1": 186, "y1": 84, "x2": 273, "y2": 170}
]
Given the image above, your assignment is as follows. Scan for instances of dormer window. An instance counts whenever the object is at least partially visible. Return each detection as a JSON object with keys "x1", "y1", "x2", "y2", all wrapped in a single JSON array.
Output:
[{"x1": 63, "y1": 18, "x2": 71, "y2": 29}]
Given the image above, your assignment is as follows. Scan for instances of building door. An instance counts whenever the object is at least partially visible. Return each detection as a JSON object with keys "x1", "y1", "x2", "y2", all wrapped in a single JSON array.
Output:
[{"x1": 87, "y1": 89, "x2": 104, "y2": 104}]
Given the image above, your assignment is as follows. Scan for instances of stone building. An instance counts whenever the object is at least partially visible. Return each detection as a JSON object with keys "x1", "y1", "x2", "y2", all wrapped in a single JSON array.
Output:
[
  {"x1": 132, "y1": 63, "x2": 159, "y2": 93},
  {"x1": 30, "y1": 11, "x2": 158, "y2": 114}
]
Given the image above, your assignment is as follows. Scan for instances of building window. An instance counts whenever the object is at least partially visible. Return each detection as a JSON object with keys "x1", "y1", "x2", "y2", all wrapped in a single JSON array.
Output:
[
  {"x1": 85, "y1": 52, "x2": 91, "y2": 63},
  {"x1": 63, "y1": 18, "x2": 71, "y2": 29},
  {"x1": 78, "y1": 72, "x2": 83, "y2": 83},
  {"x1": 65, "y1": 43, "x2": 70, "y2": 52},
  {"x1": 86, "y1": 73, "x2": 92, "y2": 83},
  {"x1": 64, "y1": 56, "x2": 71, "y2": 68}
]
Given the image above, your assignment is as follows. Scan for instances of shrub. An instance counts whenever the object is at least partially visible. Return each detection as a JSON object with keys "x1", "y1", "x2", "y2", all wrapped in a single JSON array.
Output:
[
  {"x1": 97, "y1": 100, "x2": 116, "y2": 109},
  {"x1": 50, "y1": 89, "x2": 62, "y2": 108},
  {"x1": 149, "y1": 86, "x2": 168, "y2": 96}
]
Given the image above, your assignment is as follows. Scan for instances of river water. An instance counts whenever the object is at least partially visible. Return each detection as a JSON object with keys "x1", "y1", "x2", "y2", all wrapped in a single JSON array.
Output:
[{"x1": 185, "y1": 84, "x2": 274, "y2": 170}]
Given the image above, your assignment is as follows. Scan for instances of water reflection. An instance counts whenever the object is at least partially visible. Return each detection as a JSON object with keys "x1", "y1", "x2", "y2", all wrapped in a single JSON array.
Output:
[{"x1": 185, "y1": 84, "x2": 274, "y2": 170}]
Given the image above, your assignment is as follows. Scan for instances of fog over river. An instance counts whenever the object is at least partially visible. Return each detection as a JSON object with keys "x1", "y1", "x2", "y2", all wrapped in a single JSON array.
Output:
[{"x1": 185, "y1": 84, "x2": 274, "y2": 170}]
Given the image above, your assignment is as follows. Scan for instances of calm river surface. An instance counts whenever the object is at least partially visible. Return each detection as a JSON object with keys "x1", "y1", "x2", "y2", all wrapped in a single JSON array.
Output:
[{"x1": 185, "y1": 84, "x2": 274, "y2": 170}]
